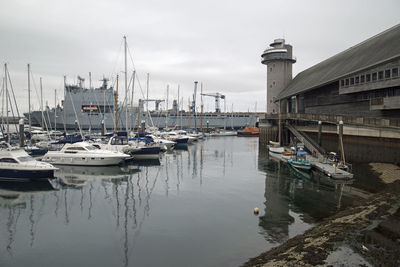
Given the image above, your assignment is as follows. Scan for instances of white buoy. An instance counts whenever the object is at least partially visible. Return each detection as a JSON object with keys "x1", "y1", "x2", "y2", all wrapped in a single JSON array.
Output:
[{"x1": 253, "y1": 207, "x2": 259, "y2": 215}]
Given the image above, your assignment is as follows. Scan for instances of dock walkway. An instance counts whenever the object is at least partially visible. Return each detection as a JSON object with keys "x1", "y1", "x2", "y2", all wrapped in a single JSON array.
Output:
[
  {"x1": 268, "y1": 151, "x2": 354, "y2": 180},
  {"x1": 306, "y1": 156, "x2": 354, "y2": 180}
]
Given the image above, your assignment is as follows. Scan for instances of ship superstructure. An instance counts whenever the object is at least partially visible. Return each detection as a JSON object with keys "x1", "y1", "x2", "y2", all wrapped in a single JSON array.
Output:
[{"x1": 26, "y1": 79, "x2": 258, "y2": 131}]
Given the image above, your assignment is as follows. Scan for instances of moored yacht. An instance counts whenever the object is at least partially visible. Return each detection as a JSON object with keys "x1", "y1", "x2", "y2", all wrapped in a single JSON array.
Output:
[
  {"x1": 42, "y1": 142, "x2": 130, "y2": 166},
  {"x1": 0, "y1": 142, "x2": 57, "y2": 180}
]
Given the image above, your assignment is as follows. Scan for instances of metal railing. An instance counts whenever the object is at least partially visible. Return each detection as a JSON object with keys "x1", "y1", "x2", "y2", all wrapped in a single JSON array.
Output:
[{"x1": 261, "y1": 113, "x2": 400, "y2": 128}]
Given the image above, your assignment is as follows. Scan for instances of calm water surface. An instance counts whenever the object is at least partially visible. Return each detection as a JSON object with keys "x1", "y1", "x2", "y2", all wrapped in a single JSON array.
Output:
[{"x1": 0, "y1": 137, "x2": 357, "y2": 267}]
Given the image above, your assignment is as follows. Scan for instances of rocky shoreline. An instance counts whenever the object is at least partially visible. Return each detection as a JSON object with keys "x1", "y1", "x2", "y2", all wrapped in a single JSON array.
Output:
[{"x1": 241, "y1": 165, "x2": 400, "y2": 267}]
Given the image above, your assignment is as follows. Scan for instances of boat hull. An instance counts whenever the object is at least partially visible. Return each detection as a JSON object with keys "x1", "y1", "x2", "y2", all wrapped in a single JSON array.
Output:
[
  {"x1": 42, "y1": 155, "x2": 127, "y2": 166},
  {"x1": 131, "y1": 146, "x2": 161, "y2": 160},
  {"x1": 0, "y1": 168, "x2": 54, "y2": 180},
  {"x1": 288, "y1": 160, "x2": 312, "y2": 171}
]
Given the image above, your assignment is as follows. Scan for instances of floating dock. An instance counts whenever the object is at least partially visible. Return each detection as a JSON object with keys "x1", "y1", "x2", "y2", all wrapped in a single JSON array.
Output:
[{"x1": 268, "y1": 151, "x2": 354, "y2": 180}]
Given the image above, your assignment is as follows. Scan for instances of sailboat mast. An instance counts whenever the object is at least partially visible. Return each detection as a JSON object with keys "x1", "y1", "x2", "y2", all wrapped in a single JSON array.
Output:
[
  {"x1": 146, "y1": 73, "x2": 149, "y2": 118},
  {"x1": 177, "y1": 85, "x2": 180, "y2": 128},
  {"x1": 63, "y1": 76, "x2": 66, "y2": 133},
  {"x1": 124, "y1": 36, "x2": 128, "y2": 132},
  {"x1": 200, "y1": 82, "x2": 203, "y2": 131},
  {"x1": 115, "y1": 74, "x2": 119, "y2": 134},
  {"x1": 40, "y1": 77, "x2": 44, "y2": 130},
  {"x1": 131, "y1": 70, "x2": 136, "y2": 131},
  {"x1": 5, "y1": 64, "x2": 9, "y2": 143},
  {"x1": 28, "y1": 63, "x2": 31, "y2": 134},
  {"x1": 166, "y1": 84, "x2": 169, "y2": 129},
  {"x1": 54, "y1": 89, "x2": 57, "y2": 135}
]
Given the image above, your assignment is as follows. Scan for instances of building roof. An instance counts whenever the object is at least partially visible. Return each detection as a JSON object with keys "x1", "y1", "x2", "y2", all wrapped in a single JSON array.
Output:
[{"x1": 278, "y1": 24, "x2": 400, "y2": 99}]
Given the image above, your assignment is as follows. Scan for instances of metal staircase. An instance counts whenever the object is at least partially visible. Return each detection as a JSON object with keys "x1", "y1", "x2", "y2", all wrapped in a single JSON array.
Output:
[{"x1": 285, "y1": 122, "x2": 326, "y2": 158}]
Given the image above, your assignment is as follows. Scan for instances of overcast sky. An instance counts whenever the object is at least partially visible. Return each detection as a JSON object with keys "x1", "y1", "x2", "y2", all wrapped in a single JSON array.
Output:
[{"x1": 0, "y1": 0, "x2": 399, "y2": 114}]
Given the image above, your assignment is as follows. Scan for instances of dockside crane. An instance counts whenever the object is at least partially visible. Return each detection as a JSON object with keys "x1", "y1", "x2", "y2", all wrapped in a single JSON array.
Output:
[{"x1": 200, "y1": 92, "x2": 226, "y2": 113}]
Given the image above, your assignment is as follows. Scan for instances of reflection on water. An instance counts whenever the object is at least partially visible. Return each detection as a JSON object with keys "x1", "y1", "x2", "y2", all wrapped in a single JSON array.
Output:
[
  {"x1": 0, "y1": 137, "x2": 360, "y2": 267},
  {"x1": 257, "y1": 147, "x2": 356, "y2": 244}
]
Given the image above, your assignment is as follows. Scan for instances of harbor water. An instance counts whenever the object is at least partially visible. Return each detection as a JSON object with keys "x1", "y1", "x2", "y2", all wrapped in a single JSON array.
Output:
[{"x1": 0, "y1": 137, "x2": 359, "y2": 267}]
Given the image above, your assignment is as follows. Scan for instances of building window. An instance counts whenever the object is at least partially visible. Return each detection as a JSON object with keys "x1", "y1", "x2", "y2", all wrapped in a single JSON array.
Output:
[
  {"x1": 388, "y1": 88, "x2": 394, "y2": 97},
  {"x1": 366, "y1": 73, "x2": 371, "y2": 82},
  {"x1": 341, "y1": 80, "x2": 344, "y2": 86},
  {"x1": 395, "y1": 88, "x2": 400, "y2": 96},
  {"x1": 393, "y1": 68, "x2": 399, "y2": 77},
  {"x1": 378, "y1": 71, "x2": 384, "y2": 80},
  {"x1": 385, "y1": 69, "x2": 391, "y2": 79},
  {"x1": 273, "y1": 81, "x2": 276, "y2": 85},
  {"x1": 350, "y1": 77, "x2": 354, "y2": 85},
  {"x1": 355, "y1": 76, "x2": 359, "y2": 84},
  {"x1": 360, "y1": 75, "x2": 365, "y2": 83},
  {"x1": 270, "y1": 84, "x2": 272, "y2": 88},
  {"x1": 270, "y1": 67, "x2": 272, "y2": 72},
  {"x1": 372, "y1": 72, "x2": 377, "y2": 81}
]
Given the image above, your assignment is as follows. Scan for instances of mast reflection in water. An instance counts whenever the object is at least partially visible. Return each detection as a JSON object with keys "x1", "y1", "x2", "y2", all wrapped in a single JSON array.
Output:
[{"x1": 0, "y1": 137, "x2": 360, "y2": 267}]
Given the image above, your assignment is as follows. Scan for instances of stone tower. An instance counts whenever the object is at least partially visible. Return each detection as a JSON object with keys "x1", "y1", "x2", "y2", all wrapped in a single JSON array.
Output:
[{"x1": 261, "y1": 39, "x2": 296, "y2": 114}]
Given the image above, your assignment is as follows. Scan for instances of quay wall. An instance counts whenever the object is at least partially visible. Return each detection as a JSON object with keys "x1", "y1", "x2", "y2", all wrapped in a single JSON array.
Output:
[{"x1": 259, "y1": 123, "x2": 400, "y2": 163}]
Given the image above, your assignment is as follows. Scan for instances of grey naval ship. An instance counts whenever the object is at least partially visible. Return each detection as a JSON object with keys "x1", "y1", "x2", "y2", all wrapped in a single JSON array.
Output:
[{"x1": 26, "y1": 79, "x2": 258, "y2": 131}]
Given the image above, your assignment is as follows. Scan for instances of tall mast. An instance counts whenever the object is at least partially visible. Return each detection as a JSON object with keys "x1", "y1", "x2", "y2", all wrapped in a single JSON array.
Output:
[
  {"x1": 115, "y1": 74, "x2": 119, "y2": 134},
  {"x1": 54, "y1": 89, "x2": 57, "y2": 135},
  {"x1": 131, "y1": 70, "x2": 136, "y2": 131},
  {"x1": 200, "y1": 82, "x2": 203, "y2": 131},
  {"x1": 146, "y1": 73, "x2": 149, "y2": 115},
  {"x1": 40, "y1": 77, "x2": 44, "y2": 130},
  {"x1": 177, "y1": 84, "x2": 180, "y2": 128},
  {"x1": 27, "y1": 63, "x2": 31, "y2": 134},
  {"x1": 63, "y1": 76, "x2": 66, "y2": 133},
  {"x1": 124, "y1": 36, "x2": 128, "y2": 132},
  {"x1": 5, "y1": 64, "x2": 9, "y2": 143},
  {"x1": 89, "y1": 72, "x2": 92, "y2": 89},
  {"x1": 165, "y1": 84, "x2": 169, "y2": 129}
]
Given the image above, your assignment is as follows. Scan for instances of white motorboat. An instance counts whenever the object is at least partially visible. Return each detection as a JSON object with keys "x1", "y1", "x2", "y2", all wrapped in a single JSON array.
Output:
[
  {"x1": 42, "y1": 142, "x2": 130, "y2": 166},
  {"x1": 268, "y1": 141, "x2": 285, "y2": 154},
  {"x1": 97, "y1": 136, "x2": 141, "y2": 155},
  {"x1": 0, "y1": 142, "x2": 57, "y2": 180},
  {"x1": 158, "y1": 131, "x2": 189, "y2": 146},
  {"x1": 144, "y1": 134, "x2": 176, "y2": 150}
]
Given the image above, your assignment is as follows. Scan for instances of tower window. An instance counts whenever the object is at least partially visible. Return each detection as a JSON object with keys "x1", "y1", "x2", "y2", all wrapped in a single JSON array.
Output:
[
  {"x1": 273, "y1": 81, "x2": 276, "y2": 85},
  {"x1": 378, "y1": 71, "x2": 384, "y2": 80},
  {"x1": 360, "y1": 75, "x2": 365, "y2": 83},
  {"x1": 269, "y1": 67, "x2": 272, "y2": 72},
  {"x1": 270, "y1": 84, "x2": 272, "y2": 88},
  {"x1": 350, "y1": 77, "x2": 354, "y2": 85},
  {"x1": 345, "y1": 79, "x2": 349, "y2": 86},
  {"x1": 366, "y1": 73, "x2": 371, "y2": 82},
  {"x1": 355, "y1": 76, "x2": 359, "y2": 84},
  {"x1": 372, "y1": 72, "x2": 377, "y2": 81}
]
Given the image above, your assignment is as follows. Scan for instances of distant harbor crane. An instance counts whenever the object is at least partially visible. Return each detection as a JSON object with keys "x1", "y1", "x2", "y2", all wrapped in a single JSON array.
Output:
[{"x1": 201, "y1": 92, "x2": 226, "y2": 113}]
